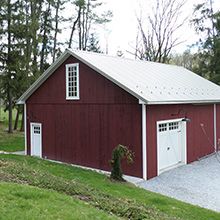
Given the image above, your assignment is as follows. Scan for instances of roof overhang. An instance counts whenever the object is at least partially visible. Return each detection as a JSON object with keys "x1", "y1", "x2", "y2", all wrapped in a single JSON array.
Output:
[{"x1": 17, "y1": 49, "x2": 220, "y2": 105}]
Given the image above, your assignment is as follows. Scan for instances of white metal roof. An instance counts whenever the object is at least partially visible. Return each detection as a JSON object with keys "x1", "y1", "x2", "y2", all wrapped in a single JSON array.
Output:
[{"x1": 18, "y1": 49, "x2": 220, "y2": 104}]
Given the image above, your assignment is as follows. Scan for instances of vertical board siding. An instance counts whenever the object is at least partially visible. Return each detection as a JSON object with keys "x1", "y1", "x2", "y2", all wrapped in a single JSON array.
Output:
[
  {"x1": 27, "y1": 103, "x2": 142, "y2": 177},
  {"x1": 146, "y1": 104, "x2": 214, "y2": 179}
]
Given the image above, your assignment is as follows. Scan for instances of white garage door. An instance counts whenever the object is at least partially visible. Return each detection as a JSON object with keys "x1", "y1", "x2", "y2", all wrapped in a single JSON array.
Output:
[{"x1": 157, "y1": 119, "x2": 186, "y2": 174}]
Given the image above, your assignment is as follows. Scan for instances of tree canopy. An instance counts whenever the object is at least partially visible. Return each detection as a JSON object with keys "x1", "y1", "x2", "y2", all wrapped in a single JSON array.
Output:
[
  {"x1": 0, "y1": 0, "x2": 112, "y2": 132},
  {"x1": 191, "y1": 0, "x2": 220, "y2": 84}
]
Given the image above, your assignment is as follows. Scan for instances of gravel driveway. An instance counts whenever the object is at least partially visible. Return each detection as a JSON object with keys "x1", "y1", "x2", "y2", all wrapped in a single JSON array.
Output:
[{"x1": 137, "y1": 154, "x2": 220, "y2": 212}]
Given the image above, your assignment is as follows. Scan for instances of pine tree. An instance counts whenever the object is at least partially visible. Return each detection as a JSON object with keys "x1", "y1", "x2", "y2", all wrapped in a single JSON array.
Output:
[
  {"x1": 52, "y1": 0, "x2": 66, "y2": 62},
  {"x1": 0, "y1": 0, "x2": 27, "y2": 132},
  {"x1": 87, "y1": 33, "x2": 102, "y2": 53},
  {"x1": 192, "y1": 1, "x2": 220, "y2": 84}
]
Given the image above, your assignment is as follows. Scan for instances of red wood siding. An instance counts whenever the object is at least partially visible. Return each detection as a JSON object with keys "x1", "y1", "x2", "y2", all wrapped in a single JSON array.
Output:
[
  {"x1": 217, "y1": 104, "x2": 220, "y2": 150},
  {"x1": 146, "y1": 104, "x2": 215, "y2": 179},
  {"x1": 28, "y1": 56, "x2": 137, "y2": 104},
  {"x1": 26, "y1": 56, "x2": 142, "y2": 177}
]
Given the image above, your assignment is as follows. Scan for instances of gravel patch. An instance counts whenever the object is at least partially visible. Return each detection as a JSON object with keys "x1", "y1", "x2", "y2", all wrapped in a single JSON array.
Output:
[{"x1": 136, "y1": 154, "x2": 220, "y2": 212}]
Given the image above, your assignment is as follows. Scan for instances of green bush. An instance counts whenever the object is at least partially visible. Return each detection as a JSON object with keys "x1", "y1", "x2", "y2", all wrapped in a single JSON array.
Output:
[{"x1": 109, "y1": 144, "x2": 134, "y2": 181}]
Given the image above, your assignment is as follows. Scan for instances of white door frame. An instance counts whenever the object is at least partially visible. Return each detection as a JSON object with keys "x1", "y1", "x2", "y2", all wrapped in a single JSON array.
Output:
[
  {"x1": 30, "y1": 122, "x2": 42, "y2": 157},
  {"x1": 156, "y1": 118, "x2": 187, "y2": 175}
]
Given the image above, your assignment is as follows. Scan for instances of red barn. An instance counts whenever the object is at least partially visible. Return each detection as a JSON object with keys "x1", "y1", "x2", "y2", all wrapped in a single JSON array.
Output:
[{"x1": 18, "y1": 50, "x2": 220, "y2": 180}]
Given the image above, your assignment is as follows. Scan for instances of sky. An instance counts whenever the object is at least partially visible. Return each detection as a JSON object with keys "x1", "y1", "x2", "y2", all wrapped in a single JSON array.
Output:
[{"x1": 95, "y1": 0, "x2": 220, "y2": 57}]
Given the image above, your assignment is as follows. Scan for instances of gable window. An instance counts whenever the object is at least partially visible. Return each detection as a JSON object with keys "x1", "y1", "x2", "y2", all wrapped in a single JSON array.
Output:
[{"x1": 66, "y1": 63, "x2": 79, "y2": 100}]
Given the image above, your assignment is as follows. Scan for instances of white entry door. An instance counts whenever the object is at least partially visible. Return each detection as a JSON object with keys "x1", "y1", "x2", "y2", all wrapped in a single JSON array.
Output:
[
  {"x1": 30, "y1": 123, "x2": 42, "y2": 157},
  {"x1": 157, "y1": 120, "x2": 186, "y2": 174}
]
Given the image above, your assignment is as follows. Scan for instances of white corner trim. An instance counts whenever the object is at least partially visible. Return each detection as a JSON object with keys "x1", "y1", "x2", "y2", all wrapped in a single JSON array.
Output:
[
  {"x1": 214, "y1": 104, "x2": 217, "y2": 151},
  {"x1": 24, "y1": 103, "x2": 27, "y2": 155},
  {"x1": 139, "y1": 99, "x2": 146, "y2": 104},
  {"x1": 142, "y1": 104, "x2": 147, "y2": 180}
]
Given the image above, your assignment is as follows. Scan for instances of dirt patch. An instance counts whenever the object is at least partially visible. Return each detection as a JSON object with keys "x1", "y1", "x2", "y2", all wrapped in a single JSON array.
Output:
[{"x1": 75, "y1": 194, "x2": 92, "y2": 202}]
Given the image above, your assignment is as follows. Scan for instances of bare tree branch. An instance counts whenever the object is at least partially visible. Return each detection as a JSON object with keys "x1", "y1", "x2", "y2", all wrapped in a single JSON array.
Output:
[{"x1": 134, "y1": 0, "x2": 186, "y2": 63}]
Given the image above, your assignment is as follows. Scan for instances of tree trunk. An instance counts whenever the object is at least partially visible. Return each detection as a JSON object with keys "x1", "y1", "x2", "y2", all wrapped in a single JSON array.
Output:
[
  {"x1": 31, "y1": 0, "x2": 42, "y2": 76},
  {"x1": 20, "y1": 105, "x2": 24, "y2": 132},
  {"x1": 13, "y1": 108, "x2": 19, "y2": 130},
  {"x1": 68, "y1": 5, "x2": 82, "y2": 48},
  {"x1": 83, "y1": 0, "x2": 90, "y2": 50},
  {"x1": 25, "y1": 0, "x2": 31, "y2": 73},
  {"x1": 7, "y1": 86, "x2": 13, "y2": 133},
  {"x1": 40, "y1": 2, "x2": 51, "y2": 72},
  {"x1": 7, "y1": 0, "x2": 13, "y2": 133},
  {"x1": 31, "y1": 1, "x2": 39, "y2": 76},
  {"x1": 52, "y1": 0, "x2": 60, "y2": 62},
  {"x1": 78, "y1": 10, "x2": 82, "y2": 50}
]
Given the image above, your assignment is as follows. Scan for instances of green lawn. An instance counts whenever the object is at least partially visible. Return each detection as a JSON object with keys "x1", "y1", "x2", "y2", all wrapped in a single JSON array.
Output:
[
  {"x1": 0, "y1": 154, "x2": 219, "y2": 220},
  {"x1": 0, "y1": 108, "x2": 24, "y2": 152},
  {"x1": 0, "y1": 182, "x2": 116, "y2": 220}
]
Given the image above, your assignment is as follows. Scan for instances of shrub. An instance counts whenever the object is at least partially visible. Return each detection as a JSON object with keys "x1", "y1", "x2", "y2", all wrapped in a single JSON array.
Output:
[{"x1": 109, "y1": 144, "x2": 134, "y2": 181}]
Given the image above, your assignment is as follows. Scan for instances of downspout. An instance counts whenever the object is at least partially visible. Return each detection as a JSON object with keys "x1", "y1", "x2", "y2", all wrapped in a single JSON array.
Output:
[
  {"x1": 141, "y1": 103, "x2": 147, "y2": 180},
  {"x1": 214, "y1": 104, "x2": 217, "y2": 151}
]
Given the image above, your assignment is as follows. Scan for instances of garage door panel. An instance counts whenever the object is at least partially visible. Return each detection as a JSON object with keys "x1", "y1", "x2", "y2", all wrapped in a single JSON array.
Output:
[{"x1": 157, "y1": 120, "x2": 186, "y2": 174}]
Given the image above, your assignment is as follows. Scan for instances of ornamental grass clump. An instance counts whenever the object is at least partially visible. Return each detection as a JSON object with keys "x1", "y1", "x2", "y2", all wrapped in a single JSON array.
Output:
[{"x1": 110, "y1": 144, "x2": 134, "y2": 181}]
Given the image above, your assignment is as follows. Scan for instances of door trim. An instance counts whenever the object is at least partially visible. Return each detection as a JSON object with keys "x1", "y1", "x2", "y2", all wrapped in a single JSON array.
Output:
[
  {"x1": 30, "y1": 122, "x2": 42, "y2": 157},
  {"x1": 156, "y1": 118, "x2": 187, "y2": 175}
]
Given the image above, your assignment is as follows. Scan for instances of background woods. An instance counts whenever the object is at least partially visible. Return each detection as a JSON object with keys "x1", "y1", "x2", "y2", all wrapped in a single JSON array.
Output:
[
  {"x1": 0, "y1": 0, "x2": 219, "y2": 133},
  {"x1": 0, "y1": 0, "x2": 112, "y2": 133}
]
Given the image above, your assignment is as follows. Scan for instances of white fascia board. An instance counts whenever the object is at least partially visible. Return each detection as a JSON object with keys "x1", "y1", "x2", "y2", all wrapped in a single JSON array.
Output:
[
  {"x1": 147, "y1": 100, "x2": 220, "y2": 105},
  {"x1": 17, "y1": 50, "x2": 71, "y2": 104},
  {"x1": 17, "y1": 100, "x2": 25, "y2": 105}
]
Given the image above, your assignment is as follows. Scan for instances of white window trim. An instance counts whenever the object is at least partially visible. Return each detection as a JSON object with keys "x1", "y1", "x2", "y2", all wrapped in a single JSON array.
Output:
[{"x1": 66, "y1": 63, "x2": 80, "y2": 100}]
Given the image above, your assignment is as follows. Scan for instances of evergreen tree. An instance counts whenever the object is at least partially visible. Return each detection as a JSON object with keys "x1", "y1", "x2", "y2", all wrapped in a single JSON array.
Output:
[
  {"x1": 52, "y1": 0, "x2": 66, "y2": 62},
  {"x1": 0, "y1": 0, "x2": 28, "y2": 132},
  {"x1": 0, "y1": 0, "x2": 37, "y2": 132},
  {"x1": 86, "y1": 33, "x2": 102, "y2": 53},
  {"x1": 191, "y1": 1, "x2": 220, "y2": 84},
  {"x1": 0, "y1": 0, "x2": 112, "y2": 132}
]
